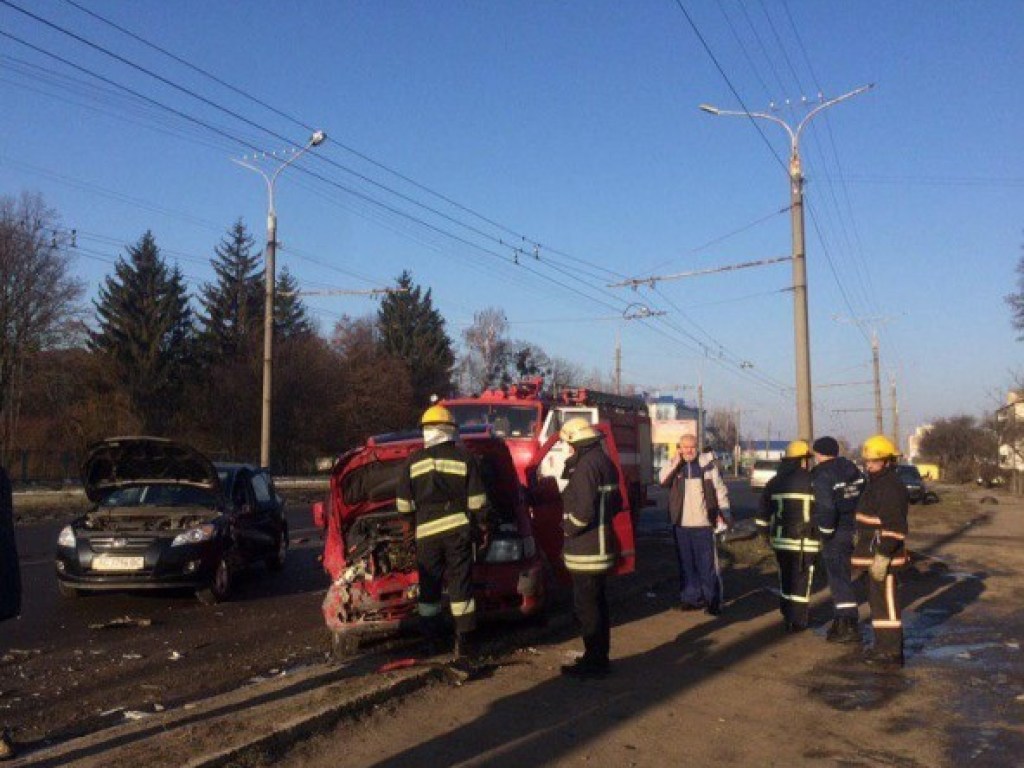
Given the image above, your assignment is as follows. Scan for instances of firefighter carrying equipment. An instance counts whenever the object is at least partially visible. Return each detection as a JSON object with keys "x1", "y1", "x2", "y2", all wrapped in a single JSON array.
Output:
[
  {"x1": 421, "y1": 404, "x2": 457, "y2": 427},
  {"x1": 561, "y1": 438, "x2": 622, "y2": 574},
  {"x1": 560, "y1": 417, "x2": 601, "y2": 445},
  {"x1": 785, "y1": 439, "x2": 813, "y2": 459},
  {"x1": 853, "y1": 461, "x2": 909, "y2": 660},
  {"x1": 757, "y1": 458, "x2": 819, "y2": 628},
  {"x1": 861, "y1": 434, "x2": 899, "y2": 460}
]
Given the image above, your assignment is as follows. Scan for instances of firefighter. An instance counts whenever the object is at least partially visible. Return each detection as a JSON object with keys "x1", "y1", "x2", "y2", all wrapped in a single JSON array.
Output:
[
  {"x1": 810, "y1": 436, "x2": 865, "y2": 643},
  {"x1": 395, "y1": 405, "x2": 491, "y2": 664},
  {"x1": 558, "y1": 417, "x2": 622, "y2": 679},
  {"x1": 757, "y1": 440, "x2": 820, "y2": 632},
  {"x1": 852, "y1": 435, "x2": 909, "y2": 667}
]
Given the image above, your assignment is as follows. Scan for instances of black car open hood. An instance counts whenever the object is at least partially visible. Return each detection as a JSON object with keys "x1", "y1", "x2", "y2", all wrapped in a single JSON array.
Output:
[{"x1": 81, "y1": 437, "x2": 220, "y2": 503}]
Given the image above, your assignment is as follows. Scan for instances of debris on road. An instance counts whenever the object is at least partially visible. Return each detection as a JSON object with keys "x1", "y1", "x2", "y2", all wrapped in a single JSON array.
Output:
[
  {"x1": 89, "y1": 616, "x2": 153, "y2": 630},
  {"x1": 168, "y1": 651, "x2": 183, "y2": 661}
]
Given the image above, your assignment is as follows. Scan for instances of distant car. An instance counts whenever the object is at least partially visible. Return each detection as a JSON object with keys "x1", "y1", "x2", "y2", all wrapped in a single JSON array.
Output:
[
  {"x1": 56, "y1": 437, "x2": 288, "y2": 603},
  {"x1": 749, "y1": 459, "x2": 781, "y2": 491},
  {"x1": 896, "y1": 464, "x2": 926, "y2": 504}
]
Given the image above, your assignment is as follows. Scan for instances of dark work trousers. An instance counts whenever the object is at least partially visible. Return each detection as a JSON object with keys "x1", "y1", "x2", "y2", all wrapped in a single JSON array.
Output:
[
  {"x1": 672, "y1": 525, "x2": 721, "y2": 610},
  {"x1": 822, "y1": 529, "x2": 858, "y2": 620},
  {"x1": 417, "y1": 529, "x2": 476, "y2": 638},
  {"x1": 572, "y1": 572, "x2": 610, "y2": 664},
  {"x1": 868, "y1": 572, "x2": 903, "y2": 656},
  {"x1": 775, "y1": 550, "x2": 814, "y2": 627}
]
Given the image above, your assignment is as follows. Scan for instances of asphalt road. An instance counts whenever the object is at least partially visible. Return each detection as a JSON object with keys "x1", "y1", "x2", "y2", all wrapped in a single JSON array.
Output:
[{"x1": 0, "y1": 479, "x2": 759, "y2": 748}]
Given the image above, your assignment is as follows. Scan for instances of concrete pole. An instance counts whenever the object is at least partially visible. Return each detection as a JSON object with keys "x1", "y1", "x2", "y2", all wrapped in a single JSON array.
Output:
[
  {"x1": 872, "y1": 332, "x2": 884, "y2": 435},
  {"x1": 697, "y1": 381, "x2": 705, "y2": 453},
  {"x1": 790, "y1": 154, "x2": 813, "y2": 443},
  {"x1": 614, "y1": 333, "x2": 622, "y2": 395},
  {"x1": 891, "y1": 377, "x2": 900, "y2": 453},
  {"x1": 260, "y1": 211, "x2": 277, "y2": 468}
]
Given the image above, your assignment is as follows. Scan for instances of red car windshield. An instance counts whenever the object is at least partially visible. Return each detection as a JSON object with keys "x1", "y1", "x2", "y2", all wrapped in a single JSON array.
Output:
[{"x1": 444, "y1": 404, "x2": 539, "y2": 439}]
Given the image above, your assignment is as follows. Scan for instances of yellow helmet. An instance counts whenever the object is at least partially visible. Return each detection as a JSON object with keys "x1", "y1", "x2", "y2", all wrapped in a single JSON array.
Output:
[
  {"x1": 861, "y1": 434, "x2": 899, "y2": 460},
  {"x1": 420, "y1": 405, "x2": 456, "y2": 427},
  {"x1": 785, "y1": 439, "x2": 812, "y2": 459},
  {"x1": 559, "y1": 417, "x2": 600, "y2": 444}
]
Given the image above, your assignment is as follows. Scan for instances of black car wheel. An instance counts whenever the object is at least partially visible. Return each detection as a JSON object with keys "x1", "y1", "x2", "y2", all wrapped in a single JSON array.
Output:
[
  {"x1": 266, "y1": 529, "x2": 288, "y2": 572},
  {"x1": 197, "y1": 557, "x2": 232, "y2": 605}
]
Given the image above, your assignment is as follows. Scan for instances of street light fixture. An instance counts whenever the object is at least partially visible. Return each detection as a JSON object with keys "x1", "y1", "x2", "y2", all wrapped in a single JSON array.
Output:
[
  {"x1": 699, "y1": 85, "x2": 873, "y2": 441},
  {"x1": 233, "y1": 130, "x2": 327, "y2": 468}
]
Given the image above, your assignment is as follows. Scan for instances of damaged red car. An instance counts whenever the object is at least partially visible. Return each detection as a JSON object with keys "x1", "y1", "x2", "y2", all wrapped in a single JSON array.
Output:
[{"x1": 312, "y1": 424, "x2": 635, "y2": 653}]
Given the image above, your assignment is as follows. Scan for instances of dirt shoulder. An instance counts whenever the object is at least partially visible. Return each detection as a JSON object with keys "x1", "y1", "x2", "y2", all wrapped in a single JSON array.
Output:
[{"x1": 261, "y1": 484, "x2": 1024, "y2": 768}]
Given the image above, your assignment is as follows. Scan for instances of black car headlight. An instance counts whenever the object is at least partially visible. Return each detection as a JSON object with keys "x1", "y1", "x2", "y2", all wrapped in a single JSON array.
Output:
[{"x1": 171, "y1": 524, "x2": 216, "y2": 547}]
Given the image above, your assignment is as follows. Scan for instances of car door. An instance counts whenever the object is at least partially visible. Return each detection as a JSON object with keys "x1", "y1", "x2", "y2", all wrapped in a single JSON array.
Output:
[
  {"x1": 249, "y1": 470, "x2": 281, "y2": 556},
  {"x1": 228, "y1": 468, "x2": 262, "y2": 564}
]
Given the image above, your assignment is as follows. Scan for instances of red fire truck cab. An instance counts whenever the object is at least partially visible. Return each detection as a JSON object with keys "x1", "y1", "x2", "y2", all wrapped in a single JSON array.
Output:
[{"x1": 441, "y1": 378, "x2": 654, "y2": 513}]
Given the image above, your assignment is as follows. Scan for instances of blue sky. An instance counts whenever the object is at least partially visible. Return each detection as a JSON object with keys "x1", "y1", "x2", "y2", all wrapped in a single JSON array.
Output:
[{"x1": 1, "y1": 0, "x2": 1021, "y2": 447}]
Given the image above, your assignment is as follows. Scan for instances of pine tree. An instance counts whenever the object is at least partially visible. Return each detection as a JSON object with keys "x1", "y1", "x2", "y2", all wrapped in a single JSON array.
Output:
[
  {"x1": 198, "y1": 220, "x2": 263, "y2": 359},
  {"x1": 274, "y1": 266, "x2": 315, "y2": 339},
  {"x1": 377, "y1": 270, "x2": 454, "y2": 405},
  {"x1": 89, "y1": 231, "x2": 194, "y2": 434}
]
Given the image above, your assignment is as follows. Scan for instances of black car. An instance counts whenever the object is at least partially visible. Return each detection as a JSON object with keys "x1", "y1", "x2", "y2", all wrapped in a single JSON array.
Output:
[
  {"x1": 896, "y1": 464, "x2": 926, "y2": 504},
  {"x1": 56, "y1": 438, "x2": 288, "y2": 603}
]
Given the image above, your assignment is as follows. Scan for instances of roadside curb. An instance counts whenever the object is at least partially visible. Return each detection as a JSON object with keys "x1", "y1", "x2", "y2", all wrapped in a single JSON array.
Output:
[{"x1": 10, "y1": 659, "x2": 440, "y2": 768}]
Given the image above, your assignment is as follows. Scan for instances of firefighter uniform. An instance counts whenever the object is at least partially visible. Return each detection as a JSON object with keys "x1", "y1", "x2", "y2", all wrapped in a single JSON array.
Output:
[
  {"x1": 810, "y1": 438, "x2": 865, "y2": 642},
  {"x1": 559, "y1": 418, "x2": 622, "y2": 677},
  {"x1": 395, "y1": 409, "x2": 489, "y2": 651},
  {"x1": 757, "y1": 442, "x2": 820, "y2": 632},
  {"x1": 852, "y1": 451, "x2": 909, "y2": 663}
]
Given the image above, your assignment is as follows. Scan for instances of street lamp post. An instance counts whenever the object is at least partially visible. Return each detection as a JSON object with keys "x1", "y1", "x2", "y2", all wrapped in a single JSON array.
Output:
[
  {"x1": 234, "y1": 130, "x2": 326, "y2": 468},
  {"x1": 699, "y1": 85, "x2": 873, "y2": 441}
]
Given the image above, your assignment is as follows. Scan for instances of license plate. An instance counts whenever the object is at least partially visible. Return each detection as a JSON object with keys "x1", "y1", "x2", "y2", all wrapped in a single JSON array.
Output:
[{"x1": 92, "y1": 554, "x2": 145, "y2": 572}]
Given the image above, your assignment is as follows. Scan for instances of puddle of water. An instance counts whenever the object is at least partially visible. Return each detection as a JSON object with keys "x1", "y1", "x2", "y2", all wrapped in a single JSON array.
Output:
[
  {"x1": 916, "y1": 642, "x2": 1003, "y2": 661},
  {"x1": 808, "y1": 668, "x2": 913, "y2": 712}
]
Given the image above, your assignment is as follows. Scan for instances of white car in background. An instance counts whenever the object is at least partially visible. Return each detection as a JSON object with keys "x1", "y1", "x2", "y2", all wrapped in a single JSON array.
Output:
[{"x1": 749, "y1": 459, "x2": 781, "y2": 491}]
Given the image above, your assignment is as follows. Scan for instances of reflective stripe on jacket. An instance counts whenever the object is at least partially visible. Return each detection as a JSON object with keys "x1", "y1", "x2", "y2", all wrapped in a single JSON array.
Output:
[
  {"x1": 394, "y1": 440, "x2": 488, "y2": 540},
  {"x1": 810, "y1": 456, "x2": 864, "y2": 536},
  {"x1": 757, "y1": 461, "x2": 819, "y2": 553},
  {"x1": 561, "y1": 439, "x2": 622, "y2": 574},
  {"x1": 852, "y1": 464, "x2": 909, "y2": 569}
]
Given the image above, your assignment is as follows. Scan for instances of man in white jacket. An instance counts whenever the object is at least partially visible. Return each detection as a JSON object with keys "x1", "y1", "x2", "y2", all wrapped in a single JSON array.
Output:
[{"x1": 659, "y1": 435, "x2": 732, "y2": 614}]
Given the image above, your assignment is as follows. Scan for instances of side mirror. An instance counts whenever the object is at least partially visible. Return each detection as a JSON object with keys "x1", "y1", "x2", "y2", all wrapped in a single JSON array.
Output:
[{"x1": 312, "y1": 500, "x2": 327, "y2": 530}]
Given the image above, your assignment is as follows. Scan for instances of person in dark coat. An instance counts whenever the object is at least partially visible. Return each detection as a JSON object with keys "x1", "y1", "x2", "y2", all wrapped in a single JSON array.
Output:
[
  {"x1": 757, "y1": 440, "x2": 820, "y2": 633},
  {"x1": 852, "y1": 435, "x2": 909, "y2": 667},
  {"x1": 0, "y1": 463, "x2": 21, "y2": 759},
  {"x1": 810, "y1": 436, "x2": 865, "y2": 643},
  {"x1": 558, "y1": 418, "x2": 622, "y2": 679}
]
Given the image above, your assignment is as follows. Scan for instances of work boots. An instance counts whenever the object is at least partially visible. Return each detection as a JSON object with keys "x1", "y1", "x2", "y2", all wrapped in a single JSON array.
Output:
[{"x1": 826, "y1": 617, "x2": 860, "y2": 644}]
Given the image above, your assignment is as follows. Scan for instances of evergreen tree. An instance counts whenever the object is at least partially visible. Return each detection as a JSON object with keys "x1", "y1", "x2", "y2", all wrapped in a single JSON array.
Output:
[
  {"x1": 198, "y1": 219, "x2": 263, "y2": 359},
  {"x1": 89, "y1": 231, "x2": 194, "y2": 434},
  {"x1": 274, "y1": 266, "x2": 315, "y2": 339},
  {"x1": 377, "y1": 271, "x2": 454, "y2": 404}
]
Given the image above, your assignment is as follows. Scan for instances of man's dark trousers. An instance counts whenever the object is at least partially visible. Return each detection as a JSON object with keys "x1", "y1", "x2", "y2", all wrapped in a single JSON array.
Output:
[
  {"x1": 672, "y1": 525, "x2": 721, "y2": 610},
  {"x1": 572, "y1": 573, "x2": 609, "y2": 665},
  {"x1": 822, "y1": 528, "x2": 858, "y2": 620}
]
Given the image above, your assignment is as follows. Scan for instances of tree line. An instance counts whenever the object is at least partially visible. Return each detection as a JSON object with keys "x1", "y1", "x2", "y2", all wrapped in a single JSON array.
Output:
[{"x1": 0, "y1": 192, "x2": 613, "y2": 476}]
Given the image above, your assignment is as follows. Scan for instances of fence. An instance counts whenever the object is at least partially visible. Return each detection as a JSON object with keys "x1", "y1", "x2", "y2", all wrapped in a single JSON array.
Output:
[{"x1": 3, "y1": 449, "x2": 81, "y2": 485}]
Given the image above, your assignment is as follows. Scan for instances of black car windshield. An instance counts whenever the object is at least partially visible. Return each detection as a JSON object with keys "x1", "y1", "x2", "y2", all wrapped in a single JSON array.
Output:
[
  {"x1": 445, "y1": 404, "x2": 539, "y2": 438},
  {"x1": 100, "y1": 484, "x2": 218, "y2": 508},
  {"x1": 897, "y1": 466, "x2": 922, "y2": 481}
]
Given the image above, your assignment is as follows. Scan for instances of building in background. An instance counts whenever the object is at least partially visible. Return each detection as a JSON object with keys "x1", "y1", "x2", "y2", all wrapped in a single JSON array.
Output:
[
  {"x1": 997, "y1": 391, "x2": 1024, "y2": 473},
  {"x1": 646, "y1": 395, "x2": 700, "y2": 475}
]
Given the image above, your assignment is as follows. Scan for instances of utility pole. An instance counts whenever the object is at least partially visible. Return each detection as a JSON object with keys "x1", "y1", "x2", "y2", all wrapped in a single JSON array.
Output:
[
  {"x1": 700, "y1": 84, "x2": 874, "y2": 443},
  {"x1": 890, "y1": 377, "x2": 900, "y2": 453},
  {"x1": 614, "y1": 332, "x2": 622, "y2": 395},
  {"x1": 697, "y1": 379, "x2": 705, "y2": 453},
  {"x1": 234, "y1": 130, "x2": 326, "y2": 468},
  {"x1": 872, "y1": 331, "x2": 884, "y2": 435}
]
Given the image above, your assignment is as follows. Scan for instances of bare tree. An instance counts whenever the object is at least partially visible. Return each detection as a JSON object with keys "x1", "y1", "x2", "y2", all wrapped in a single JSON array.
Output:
[
  {"x1": 459, "y1": 307, "x2": 510, "y2": 392},
  {"x1": 707, "y1": 410, "x2": 738, "y2": 451},
  {"x1": 0, "y1": 192, "x2": 84, "y2": 461}
]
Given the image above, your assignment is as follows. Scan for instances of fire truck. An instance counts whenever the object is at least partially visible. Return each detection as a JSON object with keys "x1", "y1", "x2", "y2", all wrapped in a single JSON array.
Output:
[{"x1": 441, "y1": 378, "x2": 654, "y2": 512}]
